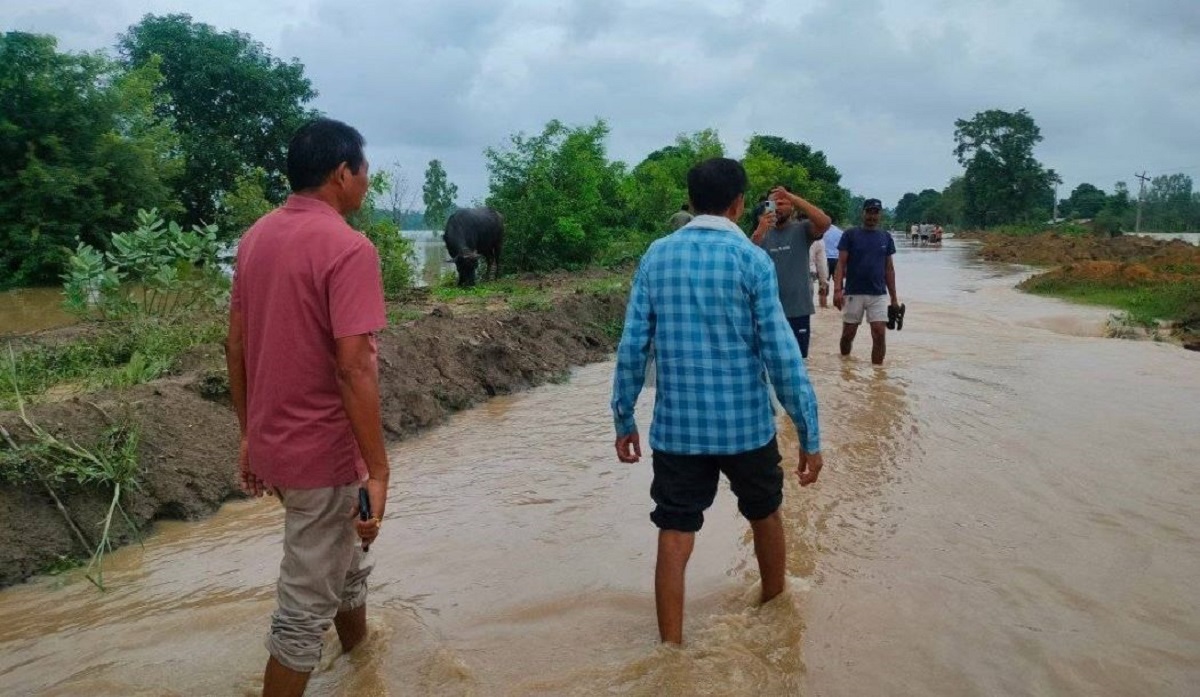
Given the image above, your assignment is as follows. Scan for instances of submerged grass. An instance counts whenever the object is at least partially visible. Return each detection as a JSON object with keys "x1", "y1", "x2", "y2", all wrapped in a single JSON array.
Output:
[{"x1": 1021, "y1": 278, "x2": 1200, "y2": 327}]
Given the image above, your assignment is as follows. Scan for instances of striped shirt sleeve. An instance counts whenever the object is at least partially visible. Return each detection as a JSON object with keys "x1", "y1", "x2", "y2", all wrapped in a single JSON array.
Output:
[{"x1": 750, "y1": 257, "x2": 822, "y2": 453}]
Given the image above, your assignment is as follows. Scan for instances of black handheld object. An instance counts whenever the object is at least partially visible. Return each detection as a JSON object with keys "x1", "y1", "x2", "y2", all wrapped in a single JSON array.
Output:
[
  {"x1": 887, "y1": 303, "x2": 907, "y2": 331},
  {"x1": 358, "y1": 486, "x2": 372, "y2": 552}
]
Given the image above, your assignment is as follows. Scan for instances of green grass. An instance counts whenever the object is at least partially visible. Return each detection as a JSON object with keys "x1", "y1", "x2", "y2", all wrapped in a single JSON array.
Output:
[
  {"x1": 1022, "y1": 278, "x2": 1200, "y2": 327},
  {"x1": 574, "y1": 277, "x2": 628, "y2": 296},
  {"x1": 387, "y1": 308, "x2": 424, "y2": 325},
  {"x1": 2, "y1": 315, "x2": 226, "y2": 408},
  {"x1": 431, "y1": 278, "x2": 537, "y2": 303},
  {"x1": 509, "y1": 295, "x2": 553, "y2": 312}
]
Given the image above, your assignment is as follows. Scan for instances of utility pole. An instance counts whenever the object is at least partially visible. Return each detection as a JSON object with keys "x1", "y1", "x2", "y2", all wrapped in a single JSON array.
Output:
[{"x1": 1135, "y1": 171, "x2": 1150, "y2": 233}]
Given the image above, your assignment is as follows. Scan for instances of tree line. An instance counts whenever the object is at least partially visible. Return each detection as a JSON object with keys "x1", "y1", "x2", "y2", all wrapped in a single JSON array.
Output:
[
  {"x1": 0, "y1": 16, "x2": 864, "y2": 290},
  {"x1": 893, "y1": 108, "x2": 1200, "y2": 235}
]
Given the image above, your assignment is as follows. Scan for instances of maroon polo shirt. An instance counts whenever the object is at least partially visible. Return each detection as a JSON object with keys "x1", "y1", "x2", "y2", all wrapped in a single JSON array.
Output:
[{"x1": 231, "y1": 195, "x2": 386, "y2": 489}]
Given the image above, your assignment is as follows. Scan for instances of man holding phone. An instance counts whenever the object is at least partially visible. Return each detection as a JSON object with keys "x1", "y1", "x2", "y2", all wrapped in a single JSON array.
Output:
[
  {"x1": 612, "y1": 158, "x2": 823, "y2": 645},
  {"x1": 226, "y1": 118, "x2": 389, "y2": 696},
  {"x1": 751, "y1": 186, "x2": 832, "y2": 358}
]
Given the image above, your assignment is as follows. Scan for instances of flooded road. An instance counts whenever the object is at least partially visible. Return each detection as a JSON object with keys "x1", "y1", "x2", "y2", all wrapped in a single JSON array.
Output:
[{"x1": 1, "y1": 241, "x2": 1198, "y2": 695}]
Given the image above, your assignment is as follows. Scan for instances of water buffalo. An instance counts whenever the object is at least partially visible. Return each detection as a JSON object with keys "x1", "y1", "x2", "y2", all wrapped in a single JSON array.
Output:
[{"x1": 444, "y1": 207, "x2": 504, "y2": 287}]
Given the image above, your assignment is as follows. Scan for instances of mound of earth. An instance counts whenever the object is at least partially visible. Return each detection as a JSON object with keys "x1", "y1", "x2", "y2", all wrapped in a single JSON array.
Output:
[
  {"x1": 0, "y1": 281, "x2": 628, "y2": 587},
  {"x1": 973, "y1": 231, "x2": 1194, "y2": 267}
]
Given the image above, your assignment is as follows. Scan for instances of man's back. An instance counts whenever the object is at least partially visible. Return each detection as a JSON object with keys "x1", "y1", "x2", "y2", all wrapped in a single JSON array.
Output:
[
  {"x1": 614, "y1": 217, "x2": 818, "y2": 456},
  {"x1": 232, "y1": 195, "x2": 385, "y2": 488}
]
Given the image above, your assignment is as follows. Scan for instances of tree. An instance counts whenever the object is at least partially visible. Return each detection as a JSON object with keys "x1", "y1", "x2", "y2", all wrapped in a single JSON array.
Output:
[
  {"x1": 217, "y1": 167, "x2": 277, "y2": 237},
  {"x1": 893, "y1": 189, "x2": 942, "y2": 226},
  {"x1": 927, "y1": 177, "x2": 966, "y2": 226},
  {"x1": 746, "y1": 134, "x2": 849, "y2": 218},
  {"x1": 622, "y1": 129, "x2": 724, "y2": 233},
  {"x1": 485, "y1": 119, "x2": 624, "y2": 271},
  {"x1": 0, "y1": 32, "x2": 181, "y2": 287},
  {"x1": 739, "y1": 143, "x2": 821, "y2": 230},
  {"x1": 118, "y1": 14, "x2": 318, "y2": 232},
  {"x1": 422, "y1": 159, "x2": 458, "y2": 233},
  {"x1": 384, "y1": 162, "x2": 420, "y2": 229},
  {"x1": 1145, "y1": 174, "x2": 1195, "y2": 232},
  {"x1": 347, "y1": 171, "x2": 415, "y2": 298},
  {"x1": 1063, "y1": 183, "x2": 1107, "y2": 220},
  {"x1": 953, "y1": 108, "x2": 1054, "y2": 226}
]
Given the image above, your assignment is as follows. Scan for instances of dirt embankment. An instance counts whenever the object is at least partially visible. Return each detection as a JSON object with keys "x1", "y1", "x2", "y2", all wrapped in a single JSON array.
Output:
[
  {"x1": 0, "y1": 279, "x2": 628, "y2": 587},
  {"x1": 971, "y1": 231, "x2": 1193, "y2": 267},
  {"x1": 969, "y1": 232, "x2": 1200, "y2": 347}
]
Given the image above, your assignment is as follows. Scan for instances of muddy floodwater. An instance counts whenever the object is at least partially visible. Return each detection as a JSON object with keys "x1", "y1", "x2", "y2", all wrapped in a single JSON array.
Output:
[
  {"x1": 1, "y1": 241, "x2": 1198, "y2": 696},
  {"x1": 0, "y1": 287, "x2": 76, "y2": 336}
]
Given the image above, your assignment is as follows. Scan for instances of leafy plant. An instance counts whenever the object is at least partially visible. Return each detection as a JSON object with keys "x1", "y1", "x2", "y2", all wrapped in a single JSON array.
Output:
[{"x1": 62, "y1": 208, "x2": 227, "y2": 320}]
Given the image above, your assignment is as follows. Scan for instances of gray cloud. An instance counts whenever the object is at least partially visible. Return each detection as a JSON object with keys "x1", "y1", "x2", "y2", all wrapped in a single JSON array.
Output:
[{"x1": 2, "y1": 0, "x2": 1198, "y2": 212}]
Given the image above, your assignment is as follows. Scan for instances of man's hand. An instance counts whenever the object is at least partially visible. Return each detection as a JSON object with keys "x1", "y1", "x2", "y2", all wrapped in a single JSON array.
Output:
[
  {"x1": 615, "y1": 433, "x2": 642, "y2": 463},
  {"x1": 797, "y1": 450, "x2": 824, "y2": 487},
  {"x1": 238, "y1": 436, "x2": 268, "y2": 497},
  {"x1": 752, "y1": 210, "x2": 776, "y2": 241},
  {"x1": 353, "y1": 476, "x2": 388, "y2": 549},
  {"x1": 833, "y1": 289, "x2": 845, "y2": 310}
]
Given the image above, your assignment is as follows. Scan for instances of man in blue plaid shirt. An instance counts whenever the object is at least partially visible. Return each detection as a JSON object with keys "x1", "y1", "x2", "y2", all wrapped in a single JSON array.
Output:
[{"x1": 611, "y1": 157, "x2": 824, "y2": 645}]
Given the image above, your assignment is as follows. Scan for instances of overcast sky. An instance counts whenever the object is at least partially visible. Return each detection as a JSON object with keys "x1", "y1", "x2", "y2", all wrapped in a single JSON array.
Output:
[{"x1": 3, "y1": 0, "x2": 1198, "y2": 211}]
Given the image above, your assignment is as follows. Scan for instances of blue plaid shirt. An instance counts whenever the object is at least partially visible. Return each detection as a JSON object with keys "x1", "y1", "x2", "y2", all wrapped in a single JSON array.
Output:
[{"x1": 611, "y1": 215, "x2": 821, "y2": 455}]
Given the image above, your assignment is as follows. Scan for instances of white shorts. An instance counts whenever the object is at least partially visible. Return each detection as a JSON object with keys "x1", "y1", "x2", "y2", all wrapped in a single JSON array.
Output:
[{"x1": 842, "y1": 294, "x2": 889, "y2": 324}]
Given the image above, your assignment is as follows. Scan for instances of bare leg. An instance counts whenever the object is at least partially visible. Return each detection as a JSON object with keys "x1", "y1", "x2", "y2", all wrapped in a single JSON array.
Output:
[
  {"x1": 655, "y1": 530, "x2": 695, "y2": 644},
  {"x1": 262, "y1": 656, "x2": 310, "y2": 697},
  {"x1": 333, "y1": 604, "x2": 367, "y2": 653},
  {"x1": 840, "y1": 322, "x2": 859, "y2": 356},
  {"x1": 750, "y1": 511, "x2": 786, "y2": 603},
  {"x1": 869, "y1": 321, "x2": 887, "y2": 365}
]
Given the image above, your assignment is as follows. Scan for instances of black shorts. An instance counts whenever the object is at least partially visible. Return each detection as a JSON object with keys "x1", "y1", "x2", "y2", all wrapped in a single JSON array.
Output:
[{"x1": 650, "y1": 437, "x2": 784, "y2": 532}]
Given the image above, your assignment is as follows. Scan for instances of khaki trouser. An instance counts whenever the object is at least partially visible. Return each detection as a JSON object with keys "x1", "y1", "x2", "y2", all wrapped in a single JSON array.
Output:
[{"x1": 267, "y1": 484, "x2": 373, "y2": 672}]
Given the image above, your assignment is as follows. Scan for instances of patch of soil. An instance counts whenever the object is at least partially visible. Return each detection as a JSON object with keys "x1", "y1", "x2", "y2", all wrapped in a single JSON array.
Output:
[
  {"x1": 0, "y1": 280, "x2": 628, "y2": 587},
  {"x1": 971, "y1": 231, "x2": 1194, "y2": 267},
  {"x1": 971, "y1": 232, "x2": 1200, "y2": 349}
]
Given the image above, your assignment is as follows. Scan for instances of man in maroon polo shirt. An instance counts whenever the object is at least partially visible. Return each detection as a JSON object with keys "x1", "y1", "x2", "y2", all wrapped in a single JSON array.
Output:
[{"x1": 225, "y1": 118, "x2": 389, "y2": 696}]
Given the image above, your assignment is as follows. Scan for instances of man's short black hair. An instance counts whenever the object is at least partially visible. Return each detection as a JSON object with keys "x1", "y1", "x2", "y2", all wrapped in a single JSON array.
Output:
[
  {"x1": 687, "y1": 158, "x2": 747, "y2": 215},
  {"x1": 286, "y1": 118, "x2": 366, "y2": 192}
]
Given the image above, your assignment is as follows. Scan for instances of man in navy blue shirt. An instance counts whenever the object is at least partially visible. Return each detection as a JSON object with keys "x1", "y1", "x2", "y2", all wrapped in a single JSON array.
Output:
[{"x1": 833, "y1": 199, "x2": 901, "y2": 365}]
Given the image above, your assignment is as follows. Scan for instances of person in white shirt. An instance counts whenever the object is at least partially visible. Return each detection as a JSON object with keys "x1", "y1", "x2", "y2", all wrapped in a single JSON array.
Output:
[
  {"x1": 810, "y1": 238, "x2": 829, "y2": 308},
  {"x1": 822, "y1": 223, "x2": 844, "y2": 310}
]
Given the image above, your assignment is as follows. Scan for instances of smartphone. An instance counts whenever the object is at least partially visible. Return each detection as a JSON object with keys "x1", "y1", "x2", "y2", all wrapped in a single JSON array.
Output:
[
  {"x1": 358, "y1": 487, "x2": 372, "y2": 551},
  {"x1": 764, "y1": 200, "x2": 776, "y2": 214}
]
